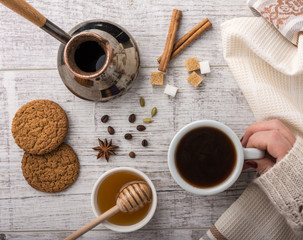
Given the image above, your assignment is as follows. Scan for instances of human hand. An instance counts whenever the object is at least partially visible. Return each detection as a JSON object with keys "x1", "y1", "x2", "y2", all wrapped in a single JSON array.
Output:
[{"x1": 241, "y1": 119, "x2": 296, "y2": 174}]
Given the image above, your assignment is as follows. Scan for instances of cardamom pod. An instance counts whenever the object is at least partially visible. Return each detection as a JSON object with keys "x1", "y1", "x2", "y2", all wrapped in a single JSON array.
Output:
[
  {"x1": 143, "y1": 118, "x2": 153, "y2": 124},
  {"x1": 151, "y1": 107, "x2": 157, "y2": 117},
  {"x1": 140, "y1": 96, "x2": 145, "y2": 107}
]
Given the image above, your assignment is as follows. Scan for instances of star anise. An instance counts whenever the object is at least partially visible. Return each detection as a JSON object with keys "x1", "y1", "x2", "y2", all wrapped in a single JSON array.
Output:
[{"x1": 93, "y1": 138, "x2": 119, "y2": 162}]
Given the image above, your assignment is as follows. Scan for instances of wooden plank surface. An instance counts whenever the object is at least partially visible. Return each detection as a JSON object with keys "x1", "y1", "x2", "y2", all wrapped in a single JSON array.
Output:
[
  {"x1": 0, "y1": 0, "x2": 252, "y2": 69},
  {"x1": 0, "y1": 0, "x2": 256, "y2": 239},
  {"x1": 1, "y1": 229, "x2": 206, "y2": 240}
]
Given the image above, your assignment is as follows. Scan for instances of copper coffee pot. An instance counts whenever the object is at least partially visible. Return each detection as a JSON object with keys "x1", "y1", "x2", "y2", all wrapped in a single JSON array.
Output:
[{"x1": 0, "y1": 0, "x2": 140, "y2": 101}]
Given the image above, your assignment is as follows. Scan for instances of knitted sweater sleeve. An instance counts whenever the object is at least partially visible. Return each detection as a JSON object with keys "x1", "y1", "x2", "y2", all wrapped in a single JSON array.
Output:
[
  {"x1": 200, "y1": 137, "x2": 303, "y2": 240},
  {"x1": 254, "y1": 136, "x2": 303, "y2": 235}
]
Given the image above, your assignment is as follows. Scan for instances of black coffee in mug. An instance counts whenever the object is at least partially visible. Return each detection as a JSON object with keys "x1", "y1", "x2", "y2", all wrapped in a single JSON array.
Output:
[{"x1": 175, "y1": 127, "x2": 237, "y2": 188}]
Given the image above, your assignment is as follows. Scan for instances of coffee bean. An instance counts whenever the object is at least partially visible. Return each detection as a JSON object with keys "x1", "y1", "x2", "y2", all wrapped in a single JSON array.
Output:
[
  {"x1": 101, "y1": 115, "x2": 109, "y2": 123},
  {"x1": 108, "y1": 126, "x2": 115, "y2": 135},
  {"x1": 0, "y1": 234, "x2": 7, "y2": 240},
  {"x1": 136, "y1": 125, "x2": 146, "y2": 131},
  {"x1": 124, "y1": 133, "x2": 132, "y2": 140},
  {"x1": 128, "y1": 114, "x2": 136, "y2": 123},
  {"x1": 129, "y1": 152, "x2": 136, "y2": 158},
  {"x1": 142, "y1": 139, "x2": 148, "y2": 147}
]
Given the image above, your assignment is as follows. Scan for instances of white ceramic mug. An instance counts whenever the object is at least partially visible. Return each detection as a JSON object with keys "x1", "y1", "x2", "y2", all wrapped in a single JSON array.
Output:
[
  {"x1": 168, "y1": 120, "x2": 265, "y2": 195},
  {"x1": 91, "y1": 167, "x2": 157, "y2": 232}
]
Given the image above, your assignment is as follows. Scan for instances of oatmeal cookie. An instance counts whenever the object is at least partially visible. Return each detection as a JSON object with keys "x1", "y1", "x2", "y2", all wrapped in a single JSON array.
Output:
[
  {"x1": 21, "y1": 143, "x2": 79, "y2": 193},
  {"x1": 12, "y1": 99, "x2": 68, "y2": 155}
]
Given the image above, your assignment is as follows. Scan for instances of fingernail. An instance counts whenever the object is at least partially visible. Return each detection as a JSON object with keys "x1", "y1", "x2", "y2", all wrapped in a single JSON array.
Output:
[{"x1": 246, "y1": 161, "x2": 257, "y2": 169}]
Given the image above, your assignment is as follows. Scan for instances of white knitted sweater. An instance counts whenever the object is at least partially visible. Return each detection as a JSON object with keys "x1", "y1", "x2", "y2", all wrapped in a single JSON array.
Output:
[{"x1": 201, "y1": 1, "x2": 303, "y2": 239}]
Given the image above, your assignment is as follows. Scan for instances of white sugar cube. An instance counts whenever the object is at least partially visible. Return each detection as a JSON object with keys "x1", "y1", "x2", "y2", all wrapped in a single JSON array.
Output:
[
  {"x1": 164, "y1": 84, "x2": 178, "y2": 97},
  {"x1": 199, "y1": 61, "x2": 211, "y2": 74}
]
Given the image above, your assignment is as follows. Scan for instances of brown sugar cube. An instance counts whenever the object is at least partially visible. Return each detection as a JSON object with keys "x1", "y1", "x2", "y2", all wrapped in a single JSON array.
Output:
[
  {"x1": 151, "y1": 72, "x2": 164, "y2": 85},
  {"x1": 187, "y1": 72, "x2": 203, "y2": 87},
  {"x1": 185, "y1": 57, "x2": 200, "y2": 72}
]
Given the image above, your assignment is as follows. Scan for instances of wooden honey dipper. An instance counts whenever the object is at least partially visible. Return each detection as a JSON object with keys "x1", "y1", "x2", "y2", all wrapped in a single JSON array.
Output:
[{"x1": 65, "y1": 181, "x2": 152, "y2": 240}]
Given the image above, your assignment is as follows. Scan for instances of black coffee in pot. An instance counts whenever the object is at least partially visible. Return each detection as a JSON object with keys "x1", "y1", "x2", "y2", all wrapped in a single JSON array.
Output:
[
  {"x1": 74, "y1": 41, "x2": 106, "y2": 72},
  {"x1": 175, "y1": 127, "x2": 237, "y2": 188}
]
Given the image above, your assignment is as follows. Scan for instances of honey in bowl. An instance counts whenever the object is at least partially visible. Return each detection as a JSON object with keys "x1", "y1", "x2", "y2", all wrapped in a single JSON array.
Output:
[{"x1": 97, "y1": 170, "x2": 152, "y2": 226}]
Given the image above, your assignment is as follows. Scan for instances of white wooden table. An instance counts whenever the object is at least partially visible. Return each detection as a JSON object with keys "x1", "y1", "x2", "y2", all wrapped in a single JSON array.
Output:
[{"x1": 0, "y1": 1, "x2": 256, "y2": 239}]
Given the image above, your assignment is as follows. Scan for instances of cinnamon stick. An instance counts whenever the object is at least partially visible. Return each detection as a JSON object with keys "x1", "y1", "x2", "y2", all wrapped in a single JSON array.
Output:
[
  {"x1": 158, "y1": 19, "x2": 212, "y2": 64},
  {"x1": 170, "y1": 20, "x2": 211, "y2": 61},
  {"x1": 158, "y1": 9, "x2": 182, "y2": 72},
  {"x1": 158, "y1": 18, "x2": 209, "y2": 63}
]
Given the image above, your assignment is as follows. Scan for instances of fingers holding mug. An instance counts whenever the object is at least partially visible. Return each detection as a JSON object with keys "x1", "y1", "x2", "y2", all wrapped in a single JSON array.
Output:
[
  {"x1": 246, "y1": 130, "x2": 293, "y2": 162},
  {"x1": 243, "y1": 158, "x2": 275, "y2": 174},
  {"x1": 242, "y1": 119, "x2": 296, "y2": 147},
  {"x1": 242, "y1": 120, "x2": 295, "y2": 175}
]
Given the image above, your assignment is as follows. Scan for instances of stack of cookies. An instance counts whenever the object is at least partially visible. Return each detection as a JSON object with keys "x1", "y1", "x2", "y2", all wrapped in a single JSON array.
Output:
[{"x1": 12, "y1": 100, "x2": 79, "y2": 193}]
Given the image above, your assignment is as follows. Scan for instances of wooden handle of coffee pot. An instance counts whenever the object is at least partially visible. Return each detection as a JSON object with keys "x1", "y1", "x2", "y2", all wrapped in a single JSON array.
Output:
[
  {"x1": 0, "y1": 0, "x2": 71, "y2": 44},
  {"x1": 0, "y1": 0, "x2": 46, "y2": 27}
]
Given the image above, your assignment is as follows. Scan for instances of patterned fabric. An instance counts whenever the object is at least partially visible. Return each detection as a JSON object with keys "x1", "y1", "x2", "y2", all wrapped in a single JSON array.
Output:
[{"x1": 248, "y1": 0, "x2": 303, "y2": 45}]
